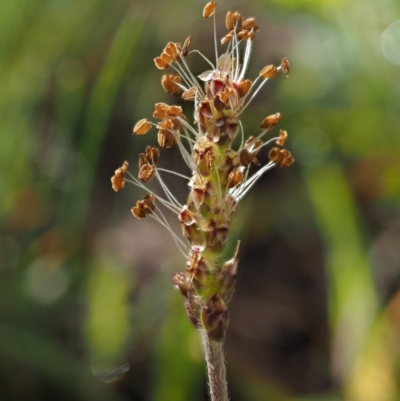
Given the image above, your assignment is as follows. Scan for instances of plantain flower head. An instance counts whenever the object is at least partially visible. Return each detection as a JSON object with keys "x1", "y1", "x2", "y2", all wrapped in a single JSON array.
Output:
[{"x1": 111, "y1": 2, "x2": 294, "y2": 342}]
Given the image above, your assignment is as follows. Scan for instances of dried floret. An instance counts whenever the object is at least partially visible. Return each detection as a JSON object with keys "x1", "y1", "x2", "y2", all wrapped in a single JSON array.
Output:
[
  {"x1": 260, "y1": 113, "x2": 281, "y2": 130},
  {"x1": 259, "y1": 65, "x2": 278, "y2": 79},
  {"x1": 203, "y1": 2, "x2": 217, "y2": 18},
  {"x1": 133, "y1": 119, "x2": 152, "y2": 135},
  {"x1": 281, "y1": 57, "x2": 290, "y2": 76},
  {"x1": 111, "y1": 161, "x2": 128, "y2": 192},
  {"x1": 276, "y1": 129, "x2": 288, "y2": 146},
  {"x1": 161, "y1": 74, "x2": 182, "y2": 95}
]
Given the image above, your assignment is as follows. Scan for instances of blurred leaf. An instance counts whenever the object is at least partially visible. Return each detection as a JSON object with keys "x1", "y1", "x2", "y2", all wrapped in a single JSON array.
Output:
[{"x1": 306, "y1": 163, "x2": 378, "y2": 382}]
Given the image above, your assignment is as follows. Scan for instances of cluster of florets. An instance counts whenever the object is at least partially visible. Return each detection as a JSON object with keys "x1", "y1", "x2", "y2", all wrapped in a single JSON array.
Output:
[{"x1": 111, "y1": 1, "x2": 294, "y2": 342}]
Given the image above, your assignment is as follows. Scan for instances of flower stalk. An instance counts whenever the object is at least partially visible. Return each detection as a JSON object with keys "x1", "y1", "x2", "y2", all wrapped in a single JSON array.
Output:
[{"x1": 111, "y1": 2, "x2": 293, "y2": 400}]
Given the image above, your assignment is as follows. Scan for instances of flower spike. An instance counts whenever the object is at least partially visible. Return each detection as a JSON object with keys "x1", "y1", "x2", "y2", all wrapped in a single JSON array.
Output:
[{"x1": 111, "y1": 4, "x2": 293, "y2": 397}]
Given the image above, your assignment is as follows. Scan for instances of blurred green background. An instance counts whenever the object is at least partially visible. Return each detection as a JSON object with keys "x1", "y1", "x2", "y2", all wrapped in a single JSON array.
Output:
[{"x1": 1, "y1": 0, "x2": 400, "y2": 400}]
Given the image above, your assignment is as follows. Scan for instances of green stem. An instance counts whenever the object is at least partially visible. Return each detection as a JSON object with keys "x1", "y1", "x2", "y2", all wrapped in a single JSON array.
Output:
[{"x1": 201, "y1": 329, "x2": 229, "y2": 401}]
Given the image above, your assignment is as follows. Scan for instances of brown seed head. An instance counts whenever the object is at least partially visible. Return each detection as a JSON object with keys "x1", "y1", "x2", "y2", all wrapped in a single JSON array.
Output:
[
  {"x1": 145, "y1": 146, "x2": 160, "y2": 164},
  {"x1": 142, "y1": 193, "x2": 156, "y2": 213},
  {"x1": 268, "y1": 148, "x2": 295, "y2": 167},
  {"x1": 233, "y1": 12, "x2": 243, "y2": 31},
  {"x1": 161, "y1": 74, "x2": 182, "y2": 95},
  {"x1": 132, "y1": 203, "x2": 146, "y2": 219},
  {"x1": 111, "y1": 161, "x2": 129, "y2": 192},
  {"x1": 280, "y1": 149, "x2": 295, "y2": 167},
  {"x1": 164, "y1": 42, "x2": 179, "y2": 61},
  {"x1": 133, "y1": 119, "x2": 152, "y2": 135},
  {"x1": 237, "y1": 79, "x2": 252, "y2": 97},
  {"x1": 268, "y1": 147, "x2": 281, "y2": 163},
  {"x1": 227, "y1": 170, "x2": 244, "y2": 188},
  {"x1": 153, "y1": 103, "x2": 183, "y2": 119},
  {"x1": 131, "y1": 194, "x2": 156, "y2": 219},
  {"x1": 203, "y1": 2, "x2": 217, "y2": 18},
  {"x1": 138, "y1": 153, "x2": 148, "y2": 169},
  {"x1": 225, "y1": 11, "x2": 234, "y2": 30},
  {"x1": 281, "y1": 57, "x2": 290, "y2": 76},
  {"x1": 242, "y1": 17, "x2": 257, "y2": 31},
  {"x1": 237, "y1": 30, "x2": 253, "y2": 41},
  {"x1": 158, "y1": 129, "x2": 178, "y2": 148},
  {"x1": 161, "y1": 51, "x2": 173, "y2": 66},
  {"x1": 276, "y1": 129, "x2": 288, "y2": 146},
  {"x1": 154, "y1": 56, "x2": 169, "y2": 69},
  {"x1": 221, "y1": 30, "x2": 234, "y2": 45},
  {"x1": 259, "y1": 64, "x2": 278, "y2": 79},
  {"x1": 111, "y1": 174, "x2": 124, "y2": 192},
  {"x1": 260, "y1": 112, "x2": 281, "y2": 130},
  {"x1": 239, "y1": 148, "x2": 253, "y2": 167},
  {"x1": 138, "y1": 164, "x2": 156, "y2": 182},
  {"x1": 181, "y1": 36, "x2": 191, "y2": 57}
]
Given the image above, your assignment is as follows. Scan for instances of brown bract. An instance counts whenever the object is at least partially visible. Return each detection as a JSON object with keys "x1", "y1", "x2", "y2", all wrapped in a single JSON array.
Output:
[
  {"x1": 260, "y1": 113, "x2": 281, "y2": 130},
  {"x1": 203, "y1": 1, "x2": 217, "y2": 18}
]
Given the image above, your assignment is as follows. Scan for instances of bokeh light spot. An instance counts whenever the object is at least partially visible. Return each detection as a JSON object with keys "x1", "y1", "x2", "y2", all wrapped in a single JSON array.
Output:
[
  {"x1": 382, "y1": 20, "x2": 400, "y2": 66},
  {"x1": 24, "y1": 256, "x2": 69, "y2": 304}
]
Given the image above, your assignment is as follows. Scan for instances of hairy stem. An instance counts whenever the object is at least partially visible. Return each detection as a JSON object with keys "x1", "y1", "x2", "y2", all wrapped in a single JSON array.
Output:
[{"x1": 201, "y1": 329, "x2": 229, "y2": 401}]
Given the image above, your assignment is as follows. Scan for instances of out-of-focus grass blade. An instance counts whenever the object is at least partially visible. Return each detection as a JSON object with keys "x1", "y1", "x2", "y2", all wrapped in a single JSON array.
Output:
[
  {"x1": 152, "y1": 290, "x2": 203, "y2": 401},
  {"x1": 0, "y1": 323, "x2": 128, "y2": 401},
  {"x1": 59, "y1": 8, "x2": 145, "y2": 233},
  {"x1": 306, "y1": 163, "x2": 378, "y2": 382}
]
